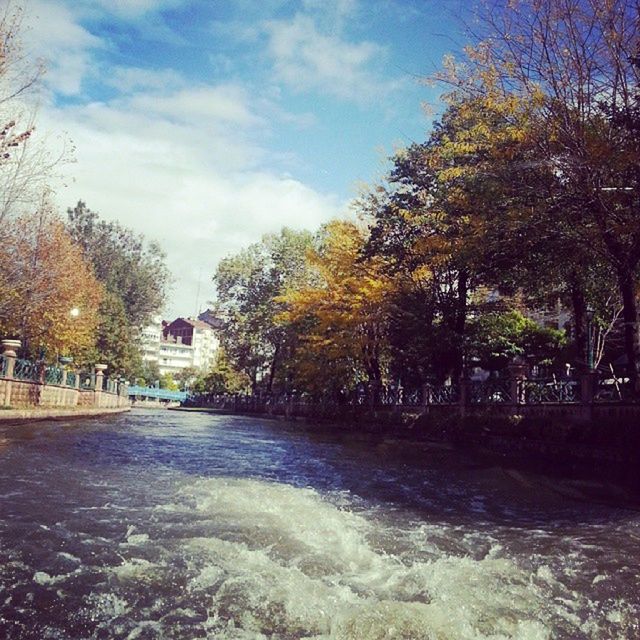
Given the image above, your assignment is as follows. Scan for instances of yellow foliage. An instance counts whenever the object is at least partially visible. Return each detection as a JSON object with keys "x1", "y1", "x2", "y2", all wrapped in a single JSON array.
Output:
[
  {"x1": 277, "y1": 220, "x2": 393, "y2": 391},
  {"x1": 0, "y1": 206, "x2": 102, "y2": 359}
]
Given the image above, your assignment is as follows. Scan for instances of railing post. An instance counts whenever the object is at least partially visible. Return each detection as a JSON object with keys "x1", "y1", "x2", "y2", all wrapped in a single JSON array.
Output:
[
  {"x1": 507, "y1": 358, "x2": 528, "y2": 405},
  {"x1": 422, "y1": 383, "x2": 431, "y2": 408},
  {"x1": 95, "y1": 364, "x2": 107, "y2": 391},
  {"x1": 1, "y1": 339, "x2": 20, "y2": 380},
  {"x1": 580, "y1": 372, "x2": 597, "y2": 405},
  {"x1": 1, "y1": 339, "x2": 20, "y2": 407}
]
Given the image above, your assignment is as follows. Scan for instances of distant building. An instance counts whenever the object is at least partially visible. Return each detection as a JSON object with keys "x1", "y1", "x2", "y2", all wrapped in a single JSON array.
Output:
[
  {"x1": 140, "y1": 314, "x2": 221, "y2": 377},
  {"x1": 157, "y1": 336, "x2": 194, "y2": 376},
  {"x1": 163, "y1": 317, "x2": 219, "y2": 370},
  {"x1": 140, "y1": 316, "x2": 162, "y2": 366},
  {"x1": 198, "y1": 308, "x2": 224, "y2": 330}
]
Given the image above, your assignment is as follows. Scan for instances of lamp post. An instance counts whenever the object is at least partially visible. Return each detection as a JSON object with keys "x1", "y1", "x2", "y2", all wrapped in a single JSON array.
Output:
[{"x1": 586, "y1": 305, "x2": 595, "y2": 372}]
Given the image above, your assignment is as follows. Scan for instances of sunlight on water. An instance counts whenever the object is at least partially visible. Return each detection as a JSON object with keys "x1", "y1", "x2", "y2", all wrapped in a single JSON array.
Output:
[{"x1": 0, "y1": 411, "x2": 638, "y2": 639}]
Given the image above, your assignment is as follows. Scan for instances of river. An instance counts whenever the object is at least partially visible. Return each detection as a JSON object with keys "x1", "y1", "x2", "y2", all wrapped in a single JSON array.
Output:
[{"x1": 0, "y1": 409, "x2": 638, "y2": 639}]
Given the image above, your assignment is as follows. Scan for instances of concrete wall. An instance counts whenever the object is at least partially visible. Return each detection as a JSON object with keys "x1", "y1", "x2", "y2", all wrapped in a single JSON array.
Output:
[{"x1": 1, "y1": 376, "x2": 129, "y2": 409}]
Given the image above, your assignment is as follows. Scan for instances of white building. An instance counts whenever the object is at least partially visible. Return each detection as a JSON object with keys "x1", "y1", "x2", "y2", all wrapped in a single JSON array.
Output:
[
  {"x1": 140, "y1": 315, "x2": 221, "y2": 377},
  {"x1": 140, "y1": 316, "x2": 162, "y2": 365}
]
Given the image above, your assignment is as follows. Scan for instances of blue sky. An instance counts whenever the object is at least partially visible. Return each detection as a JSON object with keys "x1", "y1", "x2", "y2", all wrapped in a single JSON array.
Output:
[{"x1": 20, "y1": 0, "x2": 466, "y2": 317}]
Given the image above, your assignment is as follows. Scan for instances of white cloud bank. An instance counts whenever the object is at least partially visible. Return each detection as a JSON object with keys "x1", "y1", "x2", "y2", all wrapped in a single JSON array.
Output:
[
  {"x1": 263, "y1": 11, "x2": 398, "y2": 102},
  {"x1": 42, "y1": 83, "x2": 342, "y2": 317},
  {"x1": 16, "y1": 0, "x2": 345, "y2": 317}
]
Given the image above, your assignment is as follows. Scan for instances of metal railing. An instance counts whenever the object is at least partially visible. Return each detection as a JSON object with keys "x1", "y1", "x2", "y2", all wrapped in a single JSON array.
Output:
[
  {"x1": 425, "y1": 384, "x2": 459, "y2": 405},
  {"x1": 470, "y1": 380, "x2": 512, "y2": 404},
  {"x1": 520, "y1": 378, "x2": 579, "y2": 404},
  {"x1": 13, "y1": 358, "x2": 40, "y2": 382},
  {"x1": 44, "y1": 366, "x2": 63, "y2": 386}
]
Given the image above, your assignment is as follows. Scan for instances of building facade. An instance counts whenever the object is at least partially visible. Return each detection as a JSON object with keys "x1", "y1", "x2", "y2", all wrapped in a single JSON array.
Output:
[{"x1": 140, "y1": 314, "x2": 221, "y2": 377}]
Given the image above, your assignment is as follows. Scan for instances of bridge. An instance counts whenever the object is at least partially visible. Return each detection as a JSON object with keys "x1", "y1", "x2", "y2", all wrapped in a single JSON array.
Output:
[{"x1": 127, "y1": 385, "x2": 187, "y2": 403}]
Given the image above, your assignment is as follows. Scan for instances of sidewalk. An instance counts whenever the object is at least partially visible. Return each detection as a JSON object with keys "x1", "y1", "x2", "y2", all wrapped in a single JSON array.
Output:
[{"x1": 0, "y1": 407, "x2": 130, "y2": 424}]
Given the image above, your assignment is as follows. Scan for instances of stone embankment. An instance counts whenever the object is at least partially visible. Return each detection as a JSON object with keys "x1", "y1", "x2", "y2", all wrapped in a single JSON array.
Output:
[{"x1": 0, "y1": 339, "x2": 130, "y2": 420}]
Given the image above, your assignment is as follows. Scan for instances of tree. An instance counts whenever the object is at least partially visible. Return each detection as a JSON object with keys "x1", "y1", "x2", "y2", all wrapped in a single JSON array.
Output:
[
  {"x1": 0, "y1": 2, "x2": 64, "y2": 223},
  {"x1": 137, "y1": 360, "x2": 160, "y2": 387},
  {"x1": 192, "y1": 350, "x2": 250, "y2": 394},
  {"x1": 159, "y1": 372, "x2": 178, "y2": 390},
  {"x1": 213, "y1": 227, "x2": 314, "y2": 392},
  {"x1": 444, "y1": 0, "x2": 640, "y2": 388},
  {"x1": 67, "y1": 201, "x2": 170, "y2": 327},
  {"x1": 467, "y1": 310, "x2": 566, "y2": 372},
  {"x1": 0, "y1": 204, "x2": 102, "y2": 360},
  {"x1": 85, "y1": 291, "x2": 143, "y2": 375},
  {"x1": 66, "y1": 201, "x2": 170, "y2": 375},
  {"x1": 279, "y1": 220, "x2": 393, "y2": 395}
]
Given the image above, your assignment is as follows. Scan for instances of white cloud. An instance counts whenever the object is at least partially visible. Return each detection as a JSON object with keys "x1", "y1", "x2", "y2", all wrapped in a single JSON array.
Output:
[
  {"x1": 129, "y1": 84, "x2": 266, "y2": 129},
  {"x1": 302, "y1": 0, "x2": 358, "y2": 30},
  {"x1": 41, "y1": 82, "x2": 343, "y2": 316},
  {"x1": 106, "y1": 67, "x2": 185, "y2": 93},
  {"x1": 23, "y1": 0, "x2": 103, "y2": 96},
  {"x1": 19, "y1": 0, "x2": 348, "y2": 316},
  {"x1": 263, "y1": 14, "x2": 395, "y2": 102},
  {"x1": 77, "y1": 0, "x2": 185, "y2": 20}
]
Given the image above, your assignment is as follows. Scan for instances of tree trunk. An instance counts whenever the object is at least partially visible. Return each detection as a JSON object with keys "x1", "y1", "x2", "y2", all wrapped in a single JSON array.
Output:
[
  {"x1": 453, "y1": 270, "x2": 468, "y2": 380},
  {"x1": 617, "y1": 267, "x2": 640, "y2": 394},
  {"x1": 267, "y1": 344, "x2": 280, "y2": 393}
]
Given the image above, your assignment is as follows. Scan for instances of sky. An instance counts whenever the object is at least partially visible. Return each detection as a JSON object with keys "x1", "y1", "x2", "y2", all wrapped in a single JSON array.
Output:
[{"x1": 19, "y1": 0, "x2": 466, "y2": 318}]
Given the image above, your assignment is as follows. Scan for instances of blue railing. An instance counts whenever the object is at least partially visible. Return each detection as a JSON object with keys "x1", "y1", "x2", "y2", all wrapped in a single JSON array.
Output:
[
  {"x1": 127, "y1": 385, "x2": 187, "y2": 402},
  {"x1": 13, "y1": 358, "x2": 40, "y2": 382},
  {"x1": 44, "y1": 366, "x2": 63, "y2": 386}
]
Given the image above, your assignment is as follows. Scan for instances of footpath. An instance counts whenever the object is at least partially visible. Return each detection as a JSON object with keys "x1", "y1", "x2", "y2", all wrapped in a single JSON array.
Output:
[{"x1": 0, "y1": 407, "x2": 130, "y2": 424}]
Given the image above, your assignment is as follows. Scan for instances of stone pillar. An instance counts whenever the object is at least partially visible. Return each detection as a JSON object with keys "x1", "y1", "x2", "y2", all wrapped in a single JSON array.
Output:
[
  {"x1": 507, "y1": 358, "x2": 528, "y2": 405},
  {"x1": 1, "y1": 339, "x2": 20, "y2": 379},
  {"x1": 95, "y1": 364, "x2": 107, "y2": 391},
  {"x1": 1, "y1": 339, "x2": 20, "y2": 407}
]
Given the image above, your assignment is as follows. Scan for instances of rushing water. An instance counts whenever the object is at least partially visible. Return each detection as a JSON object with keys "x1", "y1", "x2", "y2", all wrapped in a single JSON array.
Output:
[{"x1": 0, "y1": 410, "x2": 638, "y2": 639}]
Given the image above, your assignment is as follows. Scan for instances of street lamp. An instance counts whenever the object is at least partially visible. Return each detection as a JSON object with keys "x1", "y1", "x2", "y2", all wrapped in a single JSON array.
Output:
[{"x1": 70, "y1": 307, "x2": 80, "y2": 318}]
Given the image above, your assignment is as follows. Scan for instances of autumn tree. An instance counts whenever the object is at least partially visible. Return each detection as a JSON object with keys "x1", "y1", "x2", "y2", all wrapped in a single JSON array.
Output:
[
  {"x1": 0, "y1": 203, "x2": 102, "y2": 359},
  {"x1": 279, "y1": 220, "x2": 393, "y2": 395},
  {"x1": 445, "y1": 0, "x2": 640, "y2": 387}
]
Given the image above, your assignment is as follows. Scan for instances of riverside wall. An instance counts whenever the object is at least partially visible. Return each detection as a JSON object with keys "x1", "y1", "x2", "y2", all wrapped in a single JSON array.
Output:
[
  {"x1": 0, "y1": 339, "x2": 130, "y2": 411},
  {"x1": 0, "y1": 376, "x2": 130, "y2": 410}
]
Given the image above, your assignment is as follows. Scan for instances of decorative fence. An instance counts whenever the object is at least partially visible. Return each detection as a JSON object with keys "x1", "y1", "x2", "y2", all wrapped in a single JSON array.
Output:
[
  {"x1": 0, "y1": 339, "x2": 130, "y2": 409},
  {"x1": 184, "y1": 368, "x2": 637, "y2": 422}
]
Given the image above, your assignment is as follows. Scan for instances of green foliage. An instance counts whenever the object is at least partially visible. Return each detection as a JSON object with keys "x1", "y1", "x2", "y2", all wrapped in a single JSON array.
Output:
[
  {"x1": 192, "y1": 350, "x2": 250, "y2": 394},
  {"x1": 136, "y1": 360, "x2": 160, "y2": 387},
  {"x1": 66, "y1": 201, "x2": 170, "y2": 376},
  {"x1": 82, "y1": 291, "x2": 143, "y2": 375},
  {"x1": 467, "y1": 311, "x2": 566, "y2": 371},
  {"x1": 159, "y1": 372, "x2": 178, "y2": 390},
  {"x1": 214, "y1": 227, "x2": 314, "y2": 391},
  {"x1": 67, "y1": 202, "x2": 170, "y2": 327}
]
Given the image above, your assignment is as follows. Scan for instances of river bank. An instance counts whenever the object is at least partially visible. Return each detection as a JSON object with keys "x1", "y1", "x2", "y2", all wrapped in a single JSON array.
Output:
[{"x1": 0, "y1": 406, "x2": 130, "y2": 424}]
